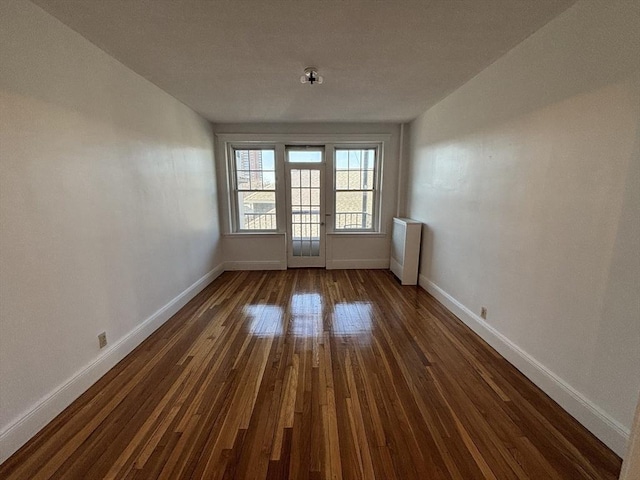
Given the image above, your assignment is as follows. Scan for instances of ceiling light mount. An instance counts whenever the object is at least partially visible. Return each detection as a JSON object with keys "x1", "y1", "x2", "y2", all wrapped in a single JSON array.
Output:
[{"x1": 300, "y1": 67, "x2": 323, "y2": 85}]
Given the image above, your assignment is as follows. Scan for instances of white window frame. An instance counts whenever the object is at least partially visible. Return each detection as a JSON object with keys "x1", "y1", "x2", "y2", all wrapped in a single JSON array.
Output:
[
  {"x1": 332, "y1": 145, "x2": 382, "y2": 233},
  {"x1": 218, "y1": 134, "x2": 389, "y2": 236},
  {"x1": 227, "y1": 144, "x2": 279, "y2": 233}
]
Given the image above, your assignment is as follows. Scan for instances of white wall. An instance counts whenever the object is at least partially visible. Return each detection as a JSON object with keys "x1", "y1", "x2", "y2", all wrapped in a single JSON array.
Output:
[
  {"x1": 214, "y1": 123, "x2": 401, "y2": 270},
  {"x1": 0, "y1": 0, "x2": 223, "y2": 461},
  {"x1": 407, "y1": 0, "x2": 639, "y2": 456}
]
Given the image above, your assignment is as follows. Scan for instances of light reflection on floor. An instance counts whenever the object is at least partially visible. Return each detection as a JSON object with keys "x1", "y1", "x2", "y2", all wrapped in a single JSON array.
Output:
[
  {"x1": 244, "y1": 304, "x2": 284, "y2": 337},
  {"x1": 289, "y1": 293, "x2": 323, "y2": 337},
  {"x1": 244, "y1": 295, "x2": 374, "y2": 340},
  {"x1": 332, "y1": 302, "x2": 373, "y2": 336}
]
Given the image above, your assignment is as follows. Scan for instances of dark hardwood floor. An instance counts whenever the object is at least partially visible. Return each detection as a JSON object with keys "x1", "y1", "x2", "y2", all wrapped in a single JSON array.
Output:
[{"x1": 0, "y1": 269, "x2": 621, "y2": 479}]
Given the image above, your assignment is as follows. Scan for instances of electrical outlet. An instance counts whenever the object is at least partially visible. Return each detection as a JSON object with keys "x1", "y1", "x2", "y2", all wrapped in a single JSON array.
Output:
[
  {"x1": 98, "y1": 332, "x2": 107, "y2": 349},
  {"x1": 480, "y1": 307, "x2": 488, "y2": 319}
]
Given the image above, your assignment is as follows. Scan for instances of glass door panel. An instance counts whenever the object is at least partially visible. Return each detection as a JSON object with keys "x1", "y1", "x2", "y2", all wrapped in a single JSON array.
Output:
[{"x1": 287, "y1": 165, "x2": 325, "y2": 267}]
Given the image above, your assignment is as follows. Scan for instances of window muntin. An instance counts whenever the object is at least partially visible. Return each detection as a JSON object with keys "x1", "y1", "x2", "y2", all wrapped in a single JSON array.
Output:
[
  {"x1": 334, "y1": 148, "x2": 377, "y2": 231},
  {"x1": 233, "y1": 148, "x2": 277, "y2": 231}
]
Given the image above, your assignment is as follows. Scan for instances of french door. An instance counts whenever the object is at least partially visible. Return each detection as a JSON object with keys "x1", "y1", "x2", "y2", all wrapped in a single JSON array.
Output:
[{"x1": 286, "y1": 162, "x2": 326, "y2": 267}]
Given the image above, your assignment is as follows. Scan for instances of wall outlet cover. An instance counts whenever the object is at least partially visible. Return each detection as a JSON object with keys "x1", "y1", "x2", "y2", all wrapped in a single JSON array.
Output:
[{"x1": 98, "y1": 332, "x2": 107, "y2": 349}]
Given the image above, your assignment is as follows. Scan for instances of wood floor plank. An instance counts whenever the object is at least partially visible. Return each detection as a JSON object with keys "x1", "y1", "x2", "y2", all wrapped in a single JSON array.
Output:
[{"x1": 0, "y1": 269, "x2": 622, "y2": 479}]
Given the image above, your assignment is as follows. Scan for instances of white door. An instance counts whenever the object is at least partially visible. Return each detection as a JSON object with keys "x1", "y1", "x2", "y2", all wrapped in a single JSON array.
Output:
[{"x1": 286, "y1": 162, "x2": 325, "y2": 268}]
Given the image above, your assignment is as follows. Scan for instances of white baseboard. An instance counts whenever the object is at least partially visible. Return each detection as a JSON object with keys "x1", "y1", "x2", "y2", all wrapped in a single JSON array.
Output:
[
  {"x1": 224, "y1": 259, "x2": 387, "y2": 270},
  {"x1": 224, "y1": 260, "x2": 286, "y2": 271},
  {"x1": 418, "y1": 274, "x2": 629, "y2": 457},
  {"x1": 0, "y1": 263, "x2": 225, "y2": 463},
  {"x1": 326, "y1": 258, "x2": 390, "y2": 270}
]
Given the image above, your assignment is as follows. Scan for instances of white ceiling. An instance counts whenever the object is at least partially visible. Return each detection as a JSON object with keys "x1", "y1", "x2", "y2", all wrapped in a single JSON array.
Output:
[{"x1": 31, "y1": 0, "x2": 576, "y2": 123}]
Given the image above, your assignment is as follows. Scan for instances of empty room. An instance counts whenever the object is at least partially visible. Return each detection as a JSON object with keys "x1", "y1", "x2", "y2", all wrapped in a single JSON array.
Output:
[{"x1": 1, "y1": 0, "x2": 639, "y2": 479}]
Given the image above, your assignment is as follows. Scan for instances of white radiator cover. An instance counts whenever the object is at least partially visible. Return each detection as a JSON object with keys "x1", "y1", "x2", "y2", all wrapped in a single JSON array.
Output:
[{"x1": 390, "y1": 218, "x2": 422, "y2": 285}]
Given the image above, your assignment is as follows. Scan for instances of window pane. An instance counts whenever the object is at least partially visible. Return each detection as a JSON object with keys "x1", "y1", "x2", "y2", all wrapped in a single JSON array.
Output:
[
  {"x1": 335, "y1": 149, "x2": 375, "y2": 164},
  {"x1": 335, "y1": 191, "x2": 373, "y2": 230},
  {"x1": 238, "y1": 191, "x2": 276, "y2": 230},
  {"x1": 245, "y1": 170, "x2": 276, "y2": 190},
  {"x1": 288, "y1": 150, "x2": 323, "y2": 163},
  {"x1": 251, "y1": 171, "x2": 263, "y2": 190},
  {"x1": 235, "y1": 148, "x2": 274, "y2": 171},
  {"x1": 263, "y1": 171, "x2": 276, "y2": 189},
  {"x1": 349, "y1": 170, "x2": 370, "y2": 190},
  {"x1": 262, "y1": 152, "x2": 275, "y2": 170},
  {"x1": 336, "y1": 170, "x2": 349, "y2": 189},
  {"x1": 359, "y1": 168, "x2": 374, "y2": 190},
  {"x1": 348, "y1": 151, "x2": 361, "y2": 169},
  {"x1": 335, "y1": 150, "x2": 349, "y2": 170},
  {"x1": 236, "y1": 170, "x2": 251, "y2": 190},
  {"x1": 335, "y1": 149, "x2": 376, "y2": 190}
]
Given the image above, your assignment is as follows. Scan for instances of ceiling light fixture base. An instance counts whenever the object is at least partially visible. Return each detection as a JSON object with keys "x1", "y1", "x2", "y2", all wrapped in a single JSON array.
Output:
[{"x1": 300, "y1": 67, "x2": 324, "y2": 85}]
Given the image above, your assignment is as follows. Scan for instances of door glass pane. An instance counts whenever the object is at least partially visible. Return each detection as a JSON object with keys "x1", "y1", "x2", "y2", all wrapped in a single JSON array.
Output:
[
  {"x1": 300, "y1": 169, "x2": 311, "y2": 187},
  {"x1": 291, "y1": 168, "x2": 321, "y2": 257}
]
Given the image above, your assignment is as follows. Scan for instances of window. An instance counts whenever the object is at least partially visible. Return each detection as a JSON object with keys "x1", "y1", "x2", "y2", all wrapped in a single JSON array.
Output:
[
  {"x1": 287, "y1": 148, "x2": 323, "y2": 163},
  {"x1": 232, "y1": 148, "x2": 277, "y2": 231},
  {"x1": 334, "y1": 148, "x2": 378, "y2": 230},
  {"x1": 223, "y1": 137, "x2": 386, "y2": 237}
]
